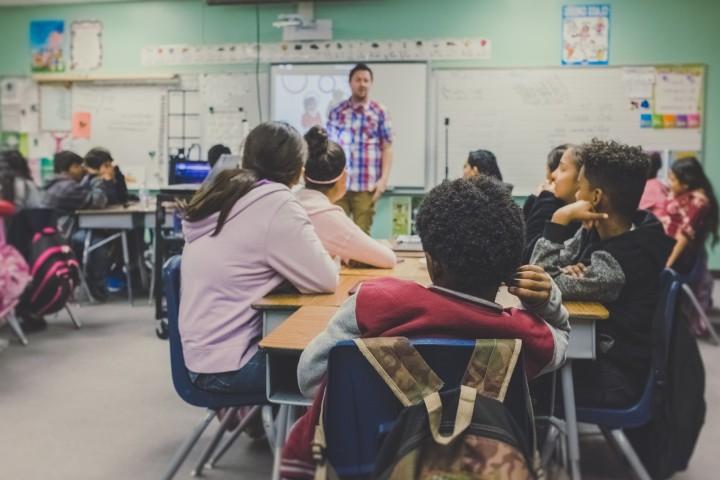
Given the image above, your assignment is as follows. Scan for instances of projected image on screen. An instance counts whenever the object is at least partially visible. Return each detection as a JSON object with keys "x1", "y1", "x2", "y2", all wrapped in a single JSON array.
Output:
[{"x1": 272, "y1": 66, "x2": 352, "y2": 134}]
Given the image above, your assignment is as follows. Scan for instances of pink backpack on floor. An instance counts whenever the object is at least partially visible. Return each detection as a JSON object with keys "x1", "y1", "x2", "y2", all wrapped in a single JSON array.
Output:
[{"x1": 0, "y1": 201, "x2": 31, "y2": 320}]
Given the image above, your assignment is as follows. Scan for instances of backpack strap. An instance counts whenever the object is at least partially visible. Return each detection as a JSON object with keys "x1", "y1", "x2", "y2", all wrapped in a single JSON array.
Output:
[
  {"x1": 354, "y1": 338, "x2": 523, "y2": 447},
  {"x1": 425, "y1": 339, "x2": 522, "y2": 445},
  {"x1": 354, "y1": 337, "x2": 444, "y2": 406},
  {"x1": 462, "y1": 338, "x2": 522, "y2": 402}
]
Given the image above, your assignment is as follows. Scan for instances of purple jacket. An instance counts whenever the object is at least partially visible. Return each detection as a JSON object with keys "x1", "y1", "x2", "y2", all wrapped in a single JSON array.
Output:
[{"x1": 179, "y1": 182, "x2": 339, "y2": 373}]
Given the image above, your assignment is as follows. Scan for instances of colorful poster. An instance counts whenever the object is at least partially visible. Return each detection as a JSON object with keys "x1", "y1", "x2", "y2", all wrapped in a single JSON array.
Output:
[
  {"x1": 392, "y1": 197, "x2": 412, "y2": 236},
  {"x1": 30, "y1": 20, "x2": 66, "y2": 73},
  {"x1": 0, "y1": 132, "x2": 29, "y2": 157},
  {"x1": 562, "y1": 4, "x2": 610, "y2": 65},
  {"x1": 71, "y1": 111, "x2": 91, "y2": 139}
]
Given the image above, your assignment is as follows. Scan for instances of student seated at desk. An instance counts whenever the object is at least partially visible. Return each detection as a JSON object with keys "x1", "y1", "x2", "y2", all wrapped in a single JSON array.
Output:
[
  {"x1": 462, "y1": 148, "x2": 513, "y2": 192},
  {"x1": 295, "y1": 126, "x2": 396, "y2": 269},
  {"x1": 657, "y1": 156, "x2": 718, "y2": 335},
  {"x1": 531, "y1": 139, "x2": 674, "y2": 408},
  {"x1": 203, "y1": 144, "x2": 234, "y2": 186},
  {"x1": 43, "y1": 151, "x2": 108, "y2": 212},
  {"x1": 282, "y1": 176, "x2": 570, "y2": 479},
  {"x1": 522, "y1": 144, "x2": 581, "y2": 264},
  {"x1": 84, "y1": 147, "x2": 129, "y2": 205},
  {"x1": 521, "y1": 143, "x2": 569, "y2": 218},
  {"x1": 43, "y1": 151, "x2": 112, "y2": 300},
  {"x1": 638, "y1": 151, "x2": 668, "y2": 216},
  {"x1": 0, "y1": 150, "x2": 43, "y2": 210},
  {"x1": 179, "y1": 122, "x2": 338, "y2": 396}
]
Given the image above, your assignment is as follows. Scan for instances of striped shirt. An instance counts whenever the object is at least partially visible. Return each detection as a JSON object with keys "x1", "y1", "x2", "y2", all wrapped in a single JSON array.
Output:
[{"x1": 326, "y1": 98, "x2": 393, "y2": 192}]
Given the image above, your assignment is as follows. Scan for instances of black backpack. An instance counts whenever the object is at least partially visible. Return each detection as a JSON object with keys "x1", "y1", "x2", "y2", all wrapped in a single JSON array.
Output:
[{"x1": 20, "y1": 225, "x2": 80, "y2": 315}]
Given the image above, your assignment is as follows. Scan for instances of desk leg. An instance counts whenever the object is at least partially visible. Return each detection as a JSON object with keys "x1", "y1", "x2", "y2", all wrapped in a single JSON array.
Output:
[
  {"x1": 148, "y1": 231, "x2": 156, "y2": 306},
  {"x1": 561, "y1": 361, "x2": 582, "y2": 480},
  {"x1": 136, "y1": 230, "x2": 149, "y2": 291},
  {"x1": 272, "y1": 404, "x2": 289, "y2": 480},
  {"x1": 120, "y1": 231, "x2": 134, "y2": 306},
  {"x1": 82, "y1": 230, "x2": 92, "y2": 281}
]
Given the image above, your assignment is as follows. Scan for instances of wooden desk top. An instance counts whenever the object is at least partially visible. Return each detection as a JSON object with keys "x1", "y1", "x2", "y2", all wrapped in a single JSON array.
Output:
[
  {"x1": 260, "y1": 305, "x2": 338, "y2": 351},
  {"x1": 257, "y1": 252, "x2": 609, "y2": 321},
  {"x1": 253, "y1": 275, "x2": 380, "y2": 309},
  {"x1": 259, "y1": 295, "x2": 609, "y2": 352},
  {"x1": 340, "y1": 256, "x2": 430, "y2": 283}
]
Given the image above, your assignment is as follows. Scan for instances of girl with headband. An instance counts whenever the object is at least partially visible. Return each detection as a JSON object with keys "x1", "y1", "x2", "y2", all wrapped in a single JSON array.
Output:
[{"x1": 296, "y1": 126, "x2": 396, "y2": 268}]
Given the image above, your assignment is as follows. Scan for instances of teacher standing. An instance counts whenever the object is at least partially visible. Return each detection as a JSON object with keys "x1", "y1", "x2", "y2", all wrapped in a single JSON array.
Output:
[{"x1": 327, "y1": 63, "x2": 393, "y2": 234}]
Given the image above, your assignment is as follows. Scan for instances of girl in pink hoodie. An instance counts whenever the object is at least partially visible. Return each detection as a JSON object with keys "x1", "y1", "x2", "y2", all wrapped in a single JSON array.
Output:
[
  {"x1": 296, "y1": 126, "x2": 396, "y2": 269},
  {"x1": 179, "y1": 122, "x2": 339, "y2": 396}
]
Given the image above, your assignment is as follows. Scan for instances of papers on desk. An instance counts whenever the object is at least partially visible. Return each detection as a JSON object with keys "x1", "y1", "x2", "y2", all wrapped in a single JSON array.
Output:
[{"x1": 393, "y1": 234, "x2": 423, "y2": 252}]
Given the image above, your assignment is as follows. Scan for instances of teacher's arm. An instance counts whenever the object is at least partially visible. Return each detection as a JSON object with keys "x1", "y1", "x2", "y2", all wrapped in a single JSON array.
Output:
[{"x1": 373, "y1": 144, "x2": 393, "y2": 202}]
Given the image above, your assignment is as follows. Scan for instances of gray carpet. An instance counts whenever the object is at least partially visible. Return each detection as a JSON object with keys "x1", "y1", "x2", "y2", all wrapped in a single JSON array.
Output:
[{"x1": 1, "y1": 294, "x2": 719, "y2": 480}]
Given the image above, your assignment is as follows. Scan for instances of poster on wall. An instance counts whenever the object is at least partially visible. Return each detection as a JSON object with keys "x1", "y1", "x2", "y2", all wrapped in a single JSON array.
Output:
[
  {"x1": 30, "y1": 20, "x2": 66, "y2": 73},
  {"x1": 561, "y1": 4, "x2": 610, "y2": 65},
  {"x1": 70, "y1": 21, "x2": 103, "y2": 70}
]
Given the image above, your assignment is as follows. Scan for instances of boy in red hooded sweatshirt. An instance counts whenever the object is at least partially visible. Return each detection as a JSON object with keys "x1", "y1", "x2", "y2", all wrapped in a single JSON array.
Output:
[{"x1": 281, "y1": 176, "x2": 571, "y2": 478}]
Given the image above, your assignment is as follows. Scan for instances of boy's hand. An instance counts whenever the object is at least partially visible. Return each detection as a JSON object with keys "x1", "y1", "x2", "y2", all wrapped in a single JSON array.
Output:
[
  {"x1": 100, "y1": 163, "x2": 116, "y2": 181},
  {"x1": 561, "y1": 263, "x2": 587, "y2": 278},
  {"x1": 508, "y1": 265, "x2": 553, "y2": 307},
  {"x1": 552, "y1": 200, "x2": 608, "y2": 226}
]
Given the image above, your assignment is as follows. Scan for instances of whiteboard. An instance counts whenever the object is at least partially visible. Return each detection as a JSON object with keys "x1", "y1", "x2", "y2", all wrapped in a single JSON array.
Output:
[
  {"x1": 270, "y1": 62, "x2": 428, "y2": 189},
  {"x1": 70, "y1": 85, "x2": 167, "y2": 188},
  {"x1": 198, "y1": 72, "x2": 269, "y2": 155},
  {"x1": 434, "y1": 67, "x2": 704, "y2": 195}
]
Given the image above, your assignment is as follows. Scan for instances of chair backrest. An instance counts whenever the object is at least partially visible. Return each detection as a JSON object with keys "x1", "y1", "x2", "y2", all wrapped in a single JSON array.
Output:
[
  {"x1": 579, "y1": 268, "x2": 682, "y2": 427},
  {"x1": 323, "y1": 338, "x2": 532, "y2": 478},
  {"x1": 631, "y1": 269, "x2": 682, "y2": 417},
  {"x1": 656, "y1": 269, "x2": 682, "y2": 369},
  {"x1": 163, "y1": 254, "x2": 263, "y2": 409},
  {"x1": 5, "y1": 208, "x2": 59, "y2": 259}
]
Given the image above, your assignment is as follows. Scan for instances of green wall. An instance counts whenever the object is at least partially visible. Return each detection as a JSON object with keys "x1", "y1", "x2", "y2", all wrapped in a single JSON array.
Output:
[{"x1": 1, "y1": 0, "x2": 719, "y2": 264}]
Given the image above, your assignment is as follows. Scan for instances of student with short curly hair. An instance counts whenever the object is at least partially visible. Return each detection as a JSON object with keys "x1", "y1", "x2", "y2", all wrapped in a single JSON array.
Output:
[
  {"x1": 531, "y1": 139, "x2": 675, "y2": 408},
  {"x1": 282, "y1": 176, "x2": 570, "y2": 479}
]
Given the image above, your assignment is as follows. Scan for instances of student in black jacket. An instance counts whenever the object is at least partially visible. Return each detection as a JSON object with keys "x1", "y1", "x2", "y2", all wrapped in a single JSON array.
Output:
[
  {"x1": 84, "y1": 147, "x2": 128, "y2": 205},
  {"x1": 522, "y1": 144, "x2": 580, "y2": 263},
  {"x1": 531, "y1": 139, "x2": 674, "y2": 407}
]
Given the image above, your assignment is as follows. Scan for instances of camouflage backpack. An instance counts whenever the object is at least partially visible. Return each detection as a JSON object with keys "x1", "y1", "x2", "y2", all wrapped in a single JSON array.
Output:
[{"x1": 313, "y1": 337, "x2": 540, "y2": 480}]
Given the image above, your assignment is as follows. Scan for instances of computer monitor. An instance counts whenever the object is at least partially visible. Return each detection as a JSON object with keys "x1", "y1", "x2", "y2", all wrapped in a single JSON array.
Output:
[{"x1": 169, "y1": 159, "x2": 211, "y2": 185}]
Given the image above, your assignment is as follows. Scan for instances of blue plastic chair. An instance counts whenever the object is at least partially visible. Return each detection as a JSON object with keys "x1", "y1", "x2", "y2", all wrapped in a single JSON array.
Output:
[
  {"x1": 322, "y1": 338, "x2": 533, "y2": 479},
  {"x1": 162, "y1": 255, "x2": 269, "y2": 480},
  {"x1": 676, "y1": 249, "x2": 719, "y2": 345},
  {"x1": 575, "y1": 269, "x2": 681, "y2": 480}
]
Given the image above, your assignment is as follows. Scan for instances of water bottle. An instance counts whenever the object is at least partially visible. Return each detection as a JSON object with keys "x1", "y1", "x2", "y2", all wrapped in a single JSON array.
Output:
[{"x1": 139, "y1": 180, "x2": 150, "y2": 208}]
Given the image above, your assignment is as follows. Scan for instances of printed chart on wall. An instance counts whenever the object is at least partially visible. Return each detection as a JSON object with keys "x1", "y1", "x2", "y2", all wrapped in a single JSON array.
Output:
[
  {"x1": 435, "y1": 66, "x2": 704, "y2": 195},
  {"x1": 270, "y1": 63, "x2": 428, "y2": 188},
  {"x1": 562, "y1": 4, "x2": 610, "y2": 65}
]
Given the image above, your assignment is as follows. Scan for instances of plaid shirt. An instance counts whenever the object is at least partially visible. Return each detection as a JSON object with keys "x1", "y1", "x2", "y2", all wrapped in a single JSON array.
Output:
[{"x1": 326, "y1": 98, "x2": 393, "y2": 192}]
